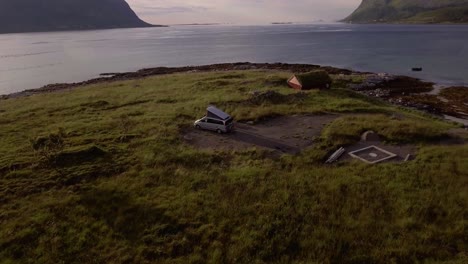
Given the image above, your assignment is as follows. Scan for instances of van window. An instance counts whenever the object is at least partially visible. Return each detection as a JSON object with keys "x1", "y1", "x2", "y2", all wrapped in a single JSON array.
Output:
[
  {"x1": 225, "y1": 118, "x2": 233, "y2": 125},
  {"x1": 207, "y1": 118, "x2": 224, "y2": 125}
]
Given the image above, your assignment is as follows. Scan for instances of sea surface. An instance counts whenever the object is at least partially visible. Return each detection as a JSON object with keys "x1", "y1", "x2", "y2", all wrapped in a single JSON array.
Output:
[{"x1": 1, "y1": 24, "x2": 468, "y2": 94}]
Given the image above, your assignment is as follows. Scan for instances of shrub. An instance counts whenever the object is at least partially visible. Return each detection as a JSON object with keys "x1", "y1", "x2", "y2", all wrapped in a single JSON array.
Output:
[
  {"x1": 30, "y1": 129, "x2": 66, "y2": 166},
  {"x1": 296, "y1": 70, "x2": 332, "y2": 90}
]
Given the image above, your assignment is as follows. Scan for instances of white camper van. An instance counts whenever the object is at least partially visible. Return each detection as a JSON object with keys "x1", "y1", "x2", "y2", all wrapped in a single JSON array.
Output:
[{"x1": 194, "y1": 106, "x2": 234, "y2": 134}]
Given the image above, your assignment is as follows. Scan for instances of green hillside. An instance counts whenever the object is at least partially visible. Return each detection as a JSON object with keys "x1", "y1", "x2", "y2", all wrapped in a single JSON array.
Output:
[
  {"x1": 0, "y1": 70, "x2": 467, "y2": 263},
  {"x1": 343, "y1": 0, "x2": 468, "y2": 23}
]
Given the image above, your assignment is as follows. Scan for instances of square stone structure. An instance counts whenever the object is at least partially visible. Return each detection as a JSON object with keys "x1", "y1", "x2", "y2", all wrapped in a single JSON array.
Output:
[{"x1": 348, "y1": 145, "x2": 397, "y2": 164}]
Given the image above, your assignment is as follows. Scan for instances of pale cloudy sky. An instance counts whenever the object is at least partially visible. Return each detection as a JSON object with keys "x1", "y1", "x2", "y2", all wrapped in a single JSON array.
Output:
[{"x1": 126, "y1": 0, "x2": 362, "y2": 25}]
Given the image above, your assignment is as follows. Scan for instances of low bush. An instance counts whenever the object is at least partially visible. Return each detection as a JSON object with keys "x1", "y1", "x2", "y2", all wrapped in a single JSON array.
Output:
[{"x1": 296, "y1": 70, "x2": 332, "y2": 90}]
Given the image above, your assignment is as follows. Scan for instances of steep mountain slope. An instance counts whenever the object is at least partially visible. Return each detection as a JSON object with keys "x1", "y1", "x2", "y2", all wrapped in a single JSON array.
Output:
[
  {"x1": 0, "y1": 0, "x2": 156, "y2": 34},
  {"x1": 343, "y1": 0, "x2": 468, "y2": 23}
]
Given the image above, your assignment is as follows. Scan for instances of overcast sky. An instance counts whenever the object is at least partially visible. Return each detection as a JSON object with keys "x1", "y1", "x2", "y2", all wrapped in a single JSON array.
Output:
[{"x1": 126, "y1": 0, "x2": 362, "y2": 25}]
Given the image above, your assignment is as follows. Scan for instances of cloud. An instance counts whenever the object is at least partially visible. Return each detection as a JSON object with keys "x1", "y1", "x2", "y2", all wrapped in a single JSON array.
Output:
[
  {"x1": 132, "y1": 6, "x2": 209, "y2": 16},
  {"x1": 126, "y1": 0, "x2": 362, "y2": 24}
]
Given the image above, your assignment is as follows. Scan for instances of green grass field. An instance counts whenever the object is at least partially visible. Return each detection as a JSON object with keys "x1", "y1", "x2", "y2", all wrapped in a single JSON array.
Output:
[{"x1": 0, "y1": 70, "x2": 467, "y2": 263}]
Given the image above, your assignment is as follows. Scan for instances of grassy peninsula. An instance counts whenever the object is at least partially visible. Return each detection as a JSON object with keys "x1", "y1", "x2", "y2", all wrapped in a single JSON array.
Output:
[{"x1": 0, "y1": 67, "x2": 467, "y2": 263}]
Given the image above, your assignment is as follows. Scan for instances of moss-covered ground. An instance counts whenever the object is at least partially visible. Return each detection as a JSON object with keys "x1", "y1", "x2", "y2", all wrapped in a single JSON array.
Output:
[{"x1": 0, "y1": 70, "x2": 467, "y2": 263}]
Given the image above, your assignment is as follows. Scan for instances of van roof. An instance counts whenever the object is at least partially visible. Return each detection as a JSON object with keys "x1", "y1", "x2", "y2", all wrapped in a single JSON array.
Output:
[{"x1": 207, "y1": 106, "x2": 231, "y2": 120}]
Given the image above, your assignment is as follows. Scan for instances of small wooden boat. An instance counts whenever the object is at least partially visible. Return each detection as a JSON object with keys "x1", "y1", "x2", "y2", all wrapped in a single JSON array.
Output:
[{"x1": 412, "y1": 67, "x2": 423, "y2": 72}]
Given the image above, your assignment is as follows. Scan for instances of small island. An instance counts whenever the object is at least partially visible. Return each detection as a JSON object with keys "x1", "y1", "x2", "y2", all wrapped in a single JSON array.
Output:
[{"x1": 271, "y1": 22, "x2": 294, "y2": 25}]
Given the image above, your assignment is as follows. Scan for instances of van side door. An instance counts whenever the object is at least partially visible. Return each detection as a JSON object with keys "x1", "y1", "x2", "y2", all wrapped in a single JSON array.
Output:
[
  {"x1": 199, "y1": 117, "x2": 209, "y2": 130},
  {"x1": 206, "y1": 118, "x2": 218, "y2": 131}
]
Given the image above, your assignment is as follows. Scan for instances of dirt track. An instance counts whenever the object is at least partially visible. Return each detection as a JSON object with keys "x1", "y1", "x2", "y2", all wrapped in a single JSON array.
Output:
[
  {"x1": 184, "y1": 114, "x2": 340, "y2": 154},
  {"x1": 231, "y1": 125, "x2": 299, "y2": 154}
]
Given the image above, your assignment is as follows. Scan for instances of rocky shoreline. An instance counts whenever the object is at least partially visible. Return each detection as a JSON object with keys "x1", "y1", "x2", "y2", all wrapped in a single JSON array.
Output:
[
  {"x1": 343, "y1": 72, "x2": 468, "y2": 123},
  {"x1": 1, "y1": 62, "x2": 467, "y2": 125}
]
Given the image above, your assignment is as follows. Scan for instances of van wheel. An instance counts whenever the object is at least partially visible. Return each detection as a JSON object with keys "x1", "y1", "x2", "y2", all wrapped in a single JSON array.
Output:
[
  {"x1": 216, "y1": 129, "x2": 222, "y2": 134},
  {"x1": 195, "y1": 125, "x2": 201, "y2": 130}
]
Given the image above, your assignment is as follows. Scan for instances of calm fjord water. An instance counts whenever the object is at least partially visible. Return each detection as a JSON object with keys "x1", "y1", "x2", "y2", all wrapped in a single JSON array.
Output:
[{"x1": 0, "y1": 24, "x2": 467, "y2": 94}]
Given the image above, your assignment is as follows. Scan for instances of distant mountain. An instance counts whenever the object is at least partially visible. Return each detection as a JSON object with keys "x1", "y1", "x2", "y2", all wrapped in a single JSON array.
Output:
[
  {"x1": 0, "y1": 0, "x2": 159, "y2": 34},
  {"x1": 343, "y1": 0, "x2": 468, "y2": 23}
]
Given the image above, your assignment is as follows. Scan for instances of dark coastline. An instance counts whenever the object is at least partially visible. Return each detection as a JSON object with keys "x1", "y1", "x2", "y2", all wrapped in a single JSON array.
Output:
[{"x1": 0, "y1": 24, "x2": 167, "y2": 35}]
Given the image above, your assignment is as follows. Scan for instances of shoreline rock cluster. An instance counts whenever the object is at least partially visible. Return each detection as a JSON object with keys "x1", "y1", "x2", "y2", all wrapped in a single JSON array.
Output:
[{"x1": 345, "y1": 72, "x2": 468, "y2": 121}]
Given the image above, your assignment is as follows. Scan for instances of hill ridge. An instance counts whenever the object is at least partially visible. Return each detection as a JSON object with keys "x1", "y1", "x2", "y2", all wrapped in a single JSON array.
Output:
[
  {"x1": 343, "y1": 0, "x2": 468, "y2": 23},
  {"x1": 0, "y1": 0, "x2": 158, "y2": 34}
]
